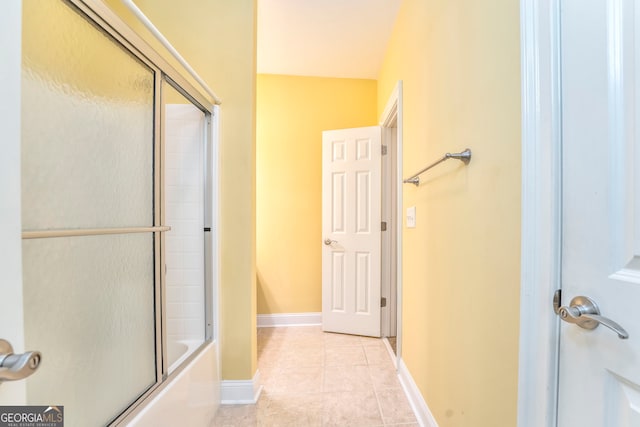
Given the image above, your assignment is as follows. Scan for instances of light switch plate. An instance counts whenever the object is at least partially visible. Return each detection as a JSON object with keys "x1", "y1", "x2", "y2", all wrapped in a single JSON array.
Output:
[{"x1": 406, "y1": 206, "x2": 416, "y2": 228}]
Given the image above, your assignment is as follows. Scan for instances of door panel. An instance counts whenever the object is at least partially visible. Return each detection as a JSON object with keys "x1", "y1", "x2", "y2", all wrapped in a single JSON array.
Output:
[
  {"x1": 332, "y1": 172, "x2": 346, "y2": 233},
  {"x1": 322, "y1": 126, "x2": 381, "y2": 337},
  {"x1": 558, "y1": 0, "x2": 640, "y2": 424}
]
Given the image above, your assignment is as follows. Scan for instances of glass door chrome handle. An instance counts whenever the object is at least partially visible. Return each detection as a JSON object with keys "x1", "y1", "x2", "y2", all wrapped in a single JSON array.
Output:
[
  {"x1": 553, "y1": 292, "x2": 629, "y2": 339},
  {"x1": 0, "y1": 339, "x2": 42, "y2": 382},
  {"x1": 324, "y1": 239, "x2": 337, "y2": 246}
]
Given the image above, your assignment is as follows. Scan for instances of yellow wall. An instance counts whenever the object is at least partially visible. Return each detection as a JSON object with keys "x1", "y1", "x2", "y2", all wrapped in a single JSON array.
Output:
[
  {"x1": 378, "y1": 1, "x2": 521, "y2": 426},
  {"x1": 105, "y1": 0, "x2": 258, "y2": 380},
  {"x1": 256, "y1": 75, "x2": 377, "y2": 314}
]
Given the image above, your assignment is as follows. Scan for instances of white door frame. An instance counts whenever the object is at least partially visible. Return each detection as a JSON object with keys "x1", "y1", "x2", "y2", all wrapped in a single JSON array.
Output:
[
  {"x1": 0, "y1": 0, "x2": 26, "y2": 404},
  {"x1": 380, "y1": 81, "x2": 403, "y2": 359},
  {"x1": 517, "y1": 1, "x2": 562, "y2": 426}
]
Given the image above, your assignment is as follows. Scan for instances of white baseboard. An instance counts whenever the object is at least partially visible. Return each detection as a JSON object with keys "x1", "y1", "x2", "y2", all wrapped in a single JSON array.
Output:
[
  {"x1": 257, "y1": 312, "x2": 322, "y2": 328},
  {"x1": 220, "y1": 370, "x2": 263, "y2": 404},
  {"x1": 397, "y1": 358, "x2": 439, "y2": 427}
]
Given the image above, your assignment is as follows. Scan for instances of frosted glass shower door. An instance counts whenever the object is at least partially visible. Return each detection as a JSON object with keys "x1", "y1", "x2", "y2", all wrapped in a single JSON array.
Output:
[{"x1": 20, "y1": 1, "x2": 159, "y2": 425}]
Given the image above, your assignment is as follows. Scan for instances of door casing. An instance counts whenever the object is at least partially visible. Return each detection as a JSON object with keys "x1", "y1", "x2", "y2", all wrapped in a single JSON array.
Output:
[
  {"x1": 380, "y1": 82, "x2": 403, "y2": 360},
  {"x1": 518, "y1": 0, "x2": 562, "y2": 426},
  {"x1": 0, "y1": 0, "x2": 26, "y2": 405}
]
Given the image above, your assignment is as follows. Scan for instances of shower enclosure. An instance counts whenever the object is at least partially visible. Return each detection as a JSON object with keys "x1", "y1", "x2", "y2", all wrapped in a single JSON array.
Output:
[
  {"x1": 4, "y1": 0, "x2": 219, "y2": 425},
  {"x1": 163, "y1": 82, "x2": 209, "y2": 374}
]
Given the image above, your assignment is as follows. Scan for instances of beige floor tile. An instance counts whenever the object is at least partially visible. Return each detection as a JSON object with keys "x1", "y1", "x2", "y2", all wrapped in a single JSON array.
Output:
[
  {"x1": 210, "y1": 404, "x2": 257, "y2": 427},
  {"x1": 279, "y1": 346, "x2": 325, "y2": 366},
  {"x1": 368, "y1": 364, "x2": 401, "y2": 390},
  {"x1": 273, "y1": 331, "x2": 324, "y2": 352},
  {"x1": 258, "y1": 327, "x2": 288, "y2": 341},
  {"x1": 362, "y1": 338, "x2": 387, "y2": 348},
  {"x1": 325, "y1": 345, "x2": 367, "y2": 366},
  {"x1": 323, "y1": 364, "x2": 372, "y2": 392},
  {"x1": 384, "y1": 424, "x2": 419, "y2": 426},
  {"x1": 282, "y1": 326, "x2": 321, "y2": 339},
  {"x1": 259, "y1": 337, "x2": 288, "y2": 351},
  {"x1": 257, "y1": 391, "x2": 323, "y2": 427},
  {"x1": 261, "y1": 344, "x2": 323, "y2": 365},
  {"x1": 363, "y1": 344, "x2": 394, "y2": 366},
  {"x1": 359, "y1": 335, "x2": 383, "y2": 345},
  {"x1": 216, "y1": 327, "x2": 417, "y2": 426},
  {"x1": 375, "y1": 388, "x2": 418, "y2": 425},
  {"x1": 322, "y1": 390, "x2": 383, "y2": 426},
  {"x1": 257, "y1": 345, "x2": 288, "y2": 367},
  {"x1": 323, "y1": 331, "x2": 362, "y2": 347},
  {"x1": 286, "y1": 339, "x2": 325, "y2": 352},
  {"x1": 268, "y1": 364, "x2": 324, "y2": 395},
  {"x1": 258, "y1": 364, "x2": 280, "y2": 389}
]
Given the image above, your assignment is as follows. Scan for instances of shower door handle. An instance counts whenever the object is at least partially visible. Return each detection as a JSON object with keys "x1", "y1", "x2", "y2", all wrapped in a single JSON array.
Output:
[{"x1": 0, "y1": 339, "x2": 42, "y2": 382}]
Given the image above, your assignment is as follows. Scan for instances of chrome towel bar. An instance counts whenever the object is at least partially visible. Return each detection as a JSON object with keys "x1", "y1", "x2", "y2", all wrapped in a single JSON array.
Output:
[{"x1": 403, "y1": 149, "x2": 472, "y2": 186}]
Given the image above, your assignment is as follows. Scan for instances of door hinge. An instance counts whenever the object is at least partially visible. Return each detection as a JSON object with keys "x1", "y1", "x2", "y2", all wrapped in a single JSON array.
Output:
[
  {"x1": 381, "y1": 221, "x2": 387, "y2": 231},
  {"x1": 381, "y1": 297, "x2": 387, "y2": 308},
  {"x1": 381, "y1": 145, "x2": 388, "y2": 155}
]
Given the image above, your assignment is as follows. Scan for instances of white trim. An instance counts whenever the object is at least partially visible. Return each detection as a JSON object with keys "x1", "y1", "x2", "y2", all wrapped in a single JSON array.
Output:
[
  {"x1": 380, "y1": 82, "x2": 401, "y2": 128},
  {"x1": 220, "y1": 370, "x2": 263, "y2": 404},
  {"x1": 210, "y1": 104, "x2": 222, "y2": 384},
  {"x1": 397, "y1": 358, "x2": 438, "y2": 427},
  {"x1": 518, "y1": 1, "x2": 562, "y2": 426},
  {"x1": 0, "y1": 1, "x2": 26, "y2": 405},
  {"x1": 256, "y1": 312, "x2": 322, "y2": 328},
  {"x1": 379, "y1": 80, "x2": 404, "y2": 359}
]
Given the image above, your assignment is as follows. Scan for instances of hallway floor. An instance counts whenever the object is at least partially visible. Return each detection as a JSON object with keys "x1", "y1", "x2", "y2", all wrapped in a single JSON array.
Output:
[{"x1": 211, "y1": 326, "x2": 418, "y2": 426}]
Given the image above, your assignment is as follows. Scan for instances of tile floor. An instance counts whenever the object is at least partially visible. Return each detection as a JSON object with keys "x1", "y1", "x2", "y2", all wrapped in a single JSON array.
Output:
[{"x1": 211, "y1": 326, "x2": 418, "y2": 427}]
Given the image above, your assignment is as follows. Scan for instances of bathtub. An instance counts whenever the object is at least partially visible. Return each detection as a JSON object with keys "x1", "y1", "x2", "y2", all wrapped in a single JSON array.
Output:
[
  {"x1": 167, "y1": 339, "x2": 203, "y2": 373},
  {"x1": 122, "y1": 340, "x2": 220, "y2": 426}
]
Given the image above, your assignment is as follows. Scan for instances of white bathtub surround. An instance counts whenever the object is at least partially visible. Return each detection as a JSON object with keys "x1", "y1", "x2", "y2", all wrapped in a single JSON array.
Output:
[
  {"x1": 125, "y1": 102, "x2": 220, "y2": 425},
  {"x1": 220, "y1": 370, "x2": 263, "y2": 404},
  {"x1": 124, "y1": 341, "x2": 220, "y2": 426},
  {"x1": 165, "y1": 103, "x2": 207, "y2": 372},
  {"x1": 256, "y1": 312, "x2": 322, "y2": 328}
]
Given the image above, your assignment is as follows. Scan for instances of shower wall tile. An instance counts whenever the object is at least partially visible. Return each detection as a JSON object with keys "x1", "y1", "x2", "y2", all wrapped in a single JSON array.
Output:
[{"x1": 165, "y1": 104, "x2": 205, "y2": 344}]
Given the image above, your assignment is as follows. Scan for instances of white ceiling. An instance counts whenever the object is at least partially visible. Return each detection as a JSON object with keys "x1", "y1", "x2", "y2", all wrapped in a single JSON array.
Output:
[{"x1": 257, "y1": 0, "x2": 402, "y2": 80}]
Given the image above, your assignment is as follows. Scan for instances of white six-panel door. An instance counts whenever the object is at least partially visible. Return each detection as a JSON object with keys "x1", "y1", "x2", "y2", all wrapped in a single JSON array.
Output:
[
  {"x1": 558, "y1": 0, "x2": 640, "y2": 424},
  {"x1": 322, "y1": 126, "x2": 382, "y2": 337}
]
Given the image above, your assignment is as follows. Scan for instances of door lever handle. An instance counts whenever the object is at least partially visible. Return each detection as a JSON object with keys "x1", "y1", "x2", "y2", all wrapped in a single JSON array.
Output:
[
  {"x1": 553, "y1": 291, "x2": 629, "y2": 339},
  {"x1": 0, "y1": 339, "x2": 42, "y2": 382},
  {"x1": 579, "y1": 313, "x2": 628, "y2": 339},
  {"x1": 324, "y1": 238, "x2": 337, "y2": 246}
]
